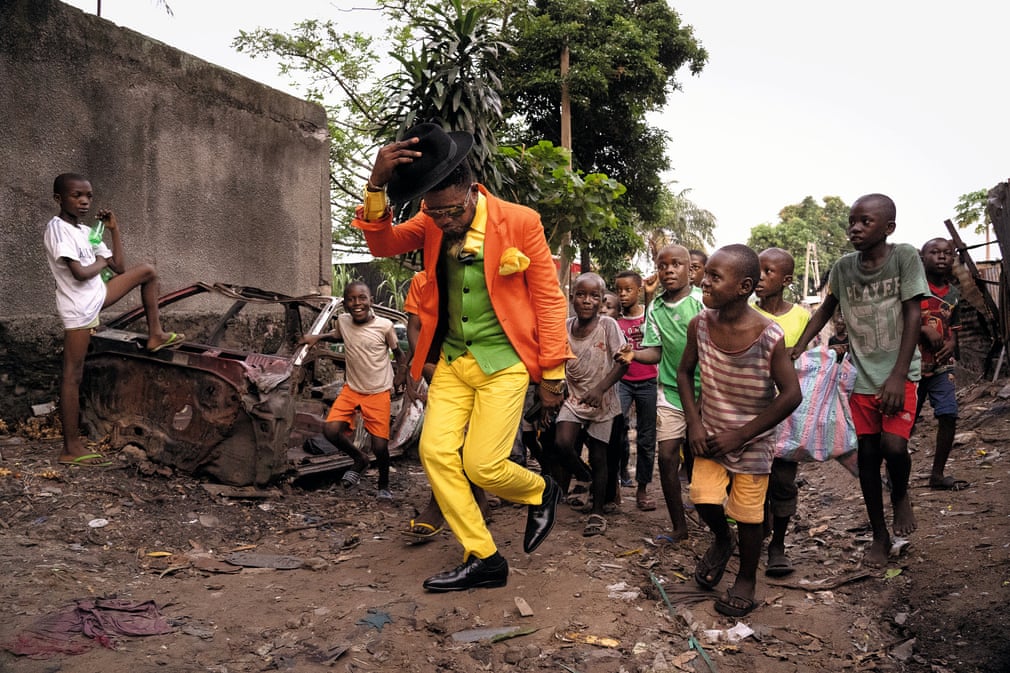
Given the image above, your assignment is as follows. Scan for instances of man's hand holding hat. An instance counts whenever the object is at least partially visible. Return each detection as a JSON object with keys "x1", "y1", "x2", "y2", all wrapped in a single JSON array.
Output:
[
  {"x1": 371, "y1": 123, "x2": 475, "y2": 203},
  {"x1": 369, "y1": 136, "x2": 421, "y2": 192}
]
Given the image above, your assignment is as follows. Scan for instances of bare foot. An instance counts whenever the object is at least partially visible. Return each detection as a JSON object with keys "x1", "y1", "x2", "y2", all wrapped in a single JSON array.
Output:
[
  {"x1": 414, "y1": 496, "x2": 445, "y2": 531},
  {"x1": 668, "y1": 527, "x2": 689, "y2": 542},
  {"x1": 892, "y1": 495, "x2": 917, "y2": 536},
  {"x1": 862, "y1": 535, "x2": 891, "y2": 568}
]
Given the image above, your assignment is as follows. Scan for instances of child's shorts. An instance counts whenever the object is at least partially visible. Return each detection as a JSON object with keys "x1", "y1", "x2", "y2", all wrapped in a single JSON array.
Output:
[
  {"x1": 917, "y1": 372, "x2": 958, "y2": 417},
  {"x1": 849, "y1": 380, "x2": 917, "y2": 440},
  {"x1": 690, "y1": 457, "x2": 768, "y2": 524},
  {"x1": 326, "y1": 385, "x2": 391, "y2": 440},
  {"x1": 556, "y1": 406, "x2": 614, "y2": 443},
  {"x1": 655, "y1": 406, "x2": 686, "y2": 443}
]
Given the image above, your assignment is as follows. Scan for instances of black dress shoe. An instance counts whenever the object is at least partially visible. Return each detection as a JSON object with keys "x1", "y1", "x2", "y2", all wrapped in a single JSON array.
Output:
[
  {"x1": 422, "y1": 552, "x2": 509, "y2": 592},
  {"x1": 524, "y1": 475, "x2": 561, "y2": 553}
]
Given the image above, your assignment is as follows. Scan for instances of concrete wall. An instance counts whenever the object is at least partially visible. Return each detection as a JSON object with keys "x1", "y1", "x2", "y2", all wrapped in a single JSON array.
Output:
[{"x1": 0, "y1": 0, "x2": 331, "y2": 420}]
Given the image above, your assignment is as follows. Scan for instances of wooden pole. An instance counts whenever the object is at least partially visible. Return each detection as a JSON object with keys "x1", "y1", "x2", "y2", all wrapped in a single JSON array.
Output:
[{"x1": 558, "y1": 45, "x2": 574, "y2": 290}]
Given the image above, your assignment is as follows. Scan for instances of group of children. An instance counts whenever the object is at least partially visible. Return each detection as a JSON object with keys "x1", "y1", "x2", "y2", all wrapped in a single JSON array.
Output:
[
  {"x1": 46, "y1": 176, "x2": 965, "y2": 618},
  {"x1": 544, "y1": 193, "x2": 964, "y2": 617}
]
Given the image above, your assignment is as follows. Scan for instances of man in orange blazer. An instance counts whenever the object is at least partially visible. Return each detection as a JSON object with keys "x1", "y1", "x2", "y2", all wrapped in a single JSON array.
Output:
[{"x1": 354, "y1": 123, "x2": 571, "y2": 592}]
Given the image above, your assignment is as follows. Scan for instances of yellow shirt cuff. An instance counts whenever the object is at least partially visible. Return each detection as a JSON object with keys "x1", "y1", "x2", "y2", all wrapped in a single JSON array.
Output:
[
  {"x1": 363, "y1": 186, "x2": 389, "y2": 221},
  {"x1": 542, "y1": 365, "x2": 566, "y2": 380}
]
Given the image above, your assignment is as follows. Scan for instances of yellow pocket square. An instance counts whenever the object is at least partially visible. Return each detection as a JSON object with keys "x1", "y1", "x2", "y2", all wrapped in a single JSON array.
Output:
[{"x1": 499, "y1": 248, "x2": 530, "y2": 275}]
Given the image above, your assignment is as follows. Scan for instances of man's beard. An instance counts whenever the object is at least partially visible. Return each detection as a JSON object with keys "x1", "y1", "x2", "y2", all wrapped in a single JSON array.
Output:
[{"x1": 442, "y1": 229, "x2": 472, "y2": 263}]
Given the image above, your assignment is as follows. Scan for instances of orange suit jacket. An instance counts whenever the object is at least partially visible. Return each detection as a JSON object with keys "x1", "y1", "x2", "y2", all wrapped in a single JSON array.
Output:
[{"x1": 353, "y1": 184, "x2": 572, "y2": 382}]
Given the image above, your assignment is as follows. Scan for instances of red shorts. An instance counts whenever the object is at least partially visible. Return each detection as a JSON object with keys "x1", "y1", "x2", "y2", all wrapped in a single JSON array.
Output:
[
  {"x1": 849, "y1": 381, "x2": 918, "y2": 440},
  {"x1": 326, "y1": 385, "x2": 391, "y2": 439}
]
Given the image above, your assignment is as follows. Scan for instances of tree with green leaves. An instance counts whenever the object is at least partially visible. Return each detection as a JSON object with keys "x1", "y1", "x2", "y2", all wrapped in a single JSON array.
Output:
[
  {"x1": 645, "y1": 187, "x2": 716, "y2": 261},
  {"x1": 747, "y1": 196, "x2": 849, "y2": 301},
  {"x1": 500, "y1": 0, "x2": 707, "y2": 228},
  {"x1": 235, "y1": 0, "x2": 711, "y2": 277},
  {"x1": 954, "y1": 189, "x2": 990, "y2": 235}
]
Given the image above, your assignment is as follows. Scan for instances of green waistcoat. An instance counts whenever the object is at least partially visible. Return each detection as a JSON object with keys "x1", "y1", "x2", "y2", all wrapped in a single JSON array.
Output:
[{"x1": 442, "y1": 247, "x2": 520, "y2": 374}]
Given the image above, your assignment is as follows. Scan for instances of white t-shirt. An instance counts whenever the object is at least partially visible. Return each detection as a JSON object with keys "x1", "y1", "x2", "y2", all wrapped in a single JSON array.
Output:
[{"x1": 43, "y1": 216, "x2": 111, "y2": 329}]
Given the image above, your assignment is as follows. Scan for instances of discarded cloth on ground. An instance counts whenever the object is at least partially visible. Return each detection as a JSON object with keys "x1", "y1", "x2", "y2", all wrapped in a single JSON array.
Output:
[{"x1": 2, "y1": 597, "x2": 173, "y2": 658}]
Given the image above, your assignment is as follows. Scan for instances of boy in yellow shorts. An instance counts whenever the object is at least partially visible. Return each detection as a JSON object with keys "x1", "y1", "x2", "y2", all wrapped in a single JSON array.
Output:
[{"x1": 677, "y1": 245, "x2": 801, "y2": 617}]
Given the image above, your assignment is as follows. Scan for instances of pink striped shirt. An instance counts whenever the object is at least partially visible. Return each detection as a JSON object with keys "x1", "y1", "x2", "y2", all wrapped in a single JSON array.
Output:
[{"x1": 697, "y1": 310, "x2": 784, "y2": 474}]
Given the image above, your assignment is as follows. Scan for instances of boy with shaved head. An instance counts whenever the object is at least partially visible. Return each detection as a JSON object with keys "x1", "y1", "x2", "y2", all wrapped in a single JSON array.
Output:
[
  {"x1": 915, "y1": 237, "x2": 963, "y2": 490},
  {"x1": 618, "y1": 245, "x2": 703, "y2": 542},
  {"x1": 678, "y1": 244, "x2": 802, "y2": 617},
  {"x1": 753, "y1": 247, "x2": 810, "y2": 577},
  {"x1": 793, "y1": 194, "x2": 928, "y2": 568}
]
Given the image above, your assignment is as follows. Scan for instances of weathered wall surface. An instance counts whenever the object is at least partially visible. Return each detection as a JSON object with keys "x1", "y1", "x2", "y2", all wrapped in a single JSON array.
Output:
[{"x1": 0, "y1": 0, "x2": 331, "y2": 420}]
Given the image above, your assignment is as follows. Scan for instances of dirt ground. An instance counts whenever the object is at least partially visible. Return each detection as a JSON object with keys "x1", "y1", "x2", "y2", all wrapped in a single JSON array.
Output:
[{"x1": 0, "y1": 380, "x2": 1007, "y2": 673}]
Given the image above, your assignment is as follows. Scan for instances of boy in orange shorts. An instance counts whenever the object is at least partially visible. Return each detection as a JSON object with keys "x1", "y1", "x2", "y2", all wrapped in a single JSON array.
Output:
[
  {"x1": 678, "y1": 245, "x2": 801, "y2": 617},
  {"x1": 302, "y1": 281, "x2": 407, "y2": 498}
]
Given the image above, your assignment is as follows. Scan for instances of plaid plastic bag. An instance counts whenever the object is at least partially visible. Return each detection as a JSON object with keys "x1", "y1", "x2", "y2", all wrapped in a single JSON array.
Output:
[{"x1": 774, "y1": 347, "x2": 858, "y2": 472}]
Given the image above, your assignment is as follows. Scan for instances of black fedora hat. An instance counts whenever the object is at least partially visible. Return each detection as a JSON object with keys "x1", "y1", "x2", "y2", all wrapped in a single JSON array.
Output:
[{"x1": 386, "y1": 123, "x2": 474, "y2": 204}]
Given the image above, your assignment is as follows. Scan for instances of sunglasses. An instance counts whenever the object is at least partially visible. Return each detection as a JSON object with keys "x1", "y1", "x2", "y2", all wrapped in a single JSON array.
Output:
[{"x1": 422, "y1": 184, "x2": 476, "y2": 219}]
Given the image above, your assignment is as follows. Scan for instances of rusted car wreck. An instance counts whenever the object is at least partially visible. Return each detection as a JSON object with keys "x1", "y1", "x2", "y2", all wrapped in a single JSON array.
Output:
[{"x1": 81, "y1": 282, "x2": 417, "y2": 486}]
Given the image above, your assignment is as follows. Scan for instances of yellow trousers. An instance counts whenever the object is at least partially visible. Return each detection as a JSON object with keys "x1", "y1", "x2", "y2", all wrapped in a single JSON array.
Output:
[{"x1": 420, "y1": 354, "x2": 546, "y2": 561}]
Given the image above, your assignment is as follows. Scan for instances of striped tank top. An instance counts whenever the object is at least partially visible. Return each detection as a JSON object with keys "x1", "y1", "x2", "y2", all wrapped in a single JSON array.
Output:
[{"x1": 697, "y1": 310, "x2": 784, "y2": 474}]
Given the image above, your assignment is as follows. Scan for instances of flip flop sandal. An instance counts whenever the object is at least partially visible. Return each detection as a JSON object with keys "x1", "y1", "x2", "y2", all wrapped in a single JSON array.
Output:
[
  {"x1": 765, "y1": 553, "x2": 794, "y2": 577},
  {"x1": 636, "y1": 496, "x2": 657, "y2": 511},
  {"x1": 402, "y1": 519, "x2": 444, "y2": 544},
  {"x1": 694, "y1": 530, "x2": 736, "y2": 590},
  {"x1": 567, "y1": 481, "x2": 591, "y2": 508},
  {"x1": 714, "y1": 591, "x2": 757, "y2": 617},
  {"x1": 340, "y1": 469, "x2": 361, "y2": 488},
  {"x1": 582, "y1": 513, "x2": 607, "y2": 537},
  {"x1": 567, "y1": 493, "x2": 590, "y2": 508},
  {"x1": 602, "y1": 501, "x2": 619, "y2": 515},
  {"x1": 929, "y1": 476, "x2": 969, "y2": 491},
  {"x1": 58, "y1": 453, "x2": 113, "y2": 467},
  {"x1": 150, "y1": 332, "x2": 185, "y2": 353}
]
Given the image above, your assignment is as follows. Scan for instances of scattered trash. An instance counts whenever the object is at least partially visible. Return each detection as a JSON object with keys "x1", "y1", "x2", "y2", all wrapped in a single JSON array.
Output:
[
  {"x1": 452, "y1": 626, "x2": 539, "y2": 643},
  {"x1": 884, "y1": 568, "x2": 903, "y2": 580},
  {"x1": 514, "y1": 596, "x2": 534, "y2": 617},
  {"x1": 606, "y1": 581, "x2": 641, "y2": 601},
  {"x1": 355, "y1": 609, "x2": 391, "y2": 631},
  {"x1": 979, "y1": 449, "x2": 1000, "y2": 466},
  {"x1": 88, "y1": 518, "x2": 109, "y2": 528},
  {"x1": 703, "y1": 629, "x2": 724, "y2": 644},
  {"x1": 556, "y1": 631, "x2": 619, "y2": 648},
  {"x1": 952, "y1": 431, "x2": 976, "y2": 445},
  {"x1": 890, "y1": 637, "x2": 916, "y2": 661},
  {"x1": 726, "y1": 622, "x2": 754, "y2": 643},
  {"x1": 702, "y1": 623, "x2": 754, "y2": 644},
  {"x1": 31, "y1": 402, "x2": 56, "y2": 417},
  {"x1": 889, "y1": 538, "x2": 910, "y2": 557}
]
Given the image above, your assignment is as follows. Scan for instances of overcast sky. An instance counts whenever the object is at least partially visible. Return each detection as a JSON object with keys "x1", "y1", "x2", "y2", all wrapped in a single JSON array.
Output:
[{"x1": 63, "y1": 0, "x2": 1006, "y2": 260}]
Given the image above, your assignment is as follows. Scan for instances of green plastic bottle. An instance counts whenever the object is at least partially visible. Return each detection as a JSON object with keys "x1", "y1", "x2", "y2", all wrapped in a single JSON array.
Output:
[{"x1": 88, "y1": 219, "x2": 105, "y2": 245}]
